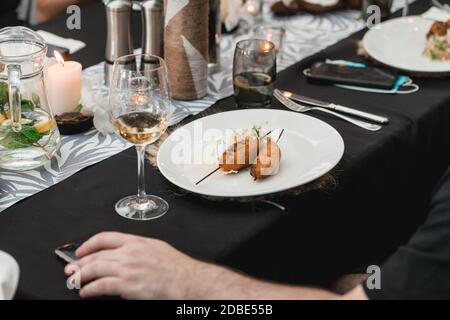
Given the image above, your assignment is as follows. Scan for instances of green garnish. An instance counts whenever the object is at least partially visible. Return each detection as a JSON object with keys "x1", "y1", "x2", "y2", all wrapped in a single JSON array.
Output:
[
  {"x1": 252, "y1": 125, "x2": 260, "y2": 138},
  {"x1": 32, "y1": 93, "x2": 40, "y2": 106},
  {"x1": 0, "y1": 125, "x2": 45, "y2": 149},
  {"x1": 429, "y1": 50, "x2": 439, "y2": 60},
  {"x1": 21, "y1": 99, "x2": 35, "y2": 112},
  {"x1": 435, "y1": 40, "x2": 448, "y2": 51},
  {"x1": 73, "y1": 103, "x2": 83, "y2": 113},
  {"x1": 0, "y1": 81, "x2": 39, "y2": 114},
  {"x1": 0, "y1": 81, "x2": 7, "y2": 107}
]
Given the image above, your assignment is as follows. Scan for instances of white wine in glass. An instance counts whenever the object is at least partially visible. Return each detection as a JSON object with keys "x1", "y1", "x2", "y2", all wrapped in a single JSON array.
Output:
[
  {"x1": 109, "y1": 54, "x2": 171, "y2": 220},
  {"x1": 113, "y1": 112, "x2": 168, "y2": 145}
]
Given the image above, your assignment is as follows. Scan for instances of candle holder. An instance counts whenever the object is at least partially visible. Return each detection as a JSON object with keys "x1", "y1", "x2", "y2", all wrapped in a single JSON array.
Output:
[
  {"x1": 252, "y1": 25, "x2": 285, "y2": 52},
  {"x1": 243, "y1": 0, "x2": 263, "y2": 22}
]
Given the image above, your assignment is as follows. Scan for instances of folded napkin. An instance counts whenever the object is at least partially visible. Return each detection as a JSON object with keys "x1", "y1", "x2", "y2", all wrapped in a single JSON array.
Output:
[
  {"x1": 37, "y1": 30, "x2": 86, "y2": 54},
  {"x1": 0, "y1": 251, "x2": 20, "y2": 300},
  {"x1": 421, "y1": 6, "x2": 450, "y2": 21}
]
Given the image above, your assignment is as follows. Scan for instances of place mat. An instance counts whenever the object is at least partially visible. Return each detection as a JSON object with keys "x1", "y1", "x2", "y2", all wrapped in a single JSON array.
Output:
[{"x1": 0, "y1": 1, "x2": 408, "y2": 213}]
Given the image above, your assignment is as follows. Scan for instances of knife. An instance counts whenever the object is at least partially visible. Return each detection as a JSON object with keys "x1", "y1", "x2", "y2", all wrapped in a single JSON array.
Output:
[{"x1": 280, "y1": 90, "x2": 389, "y2": 124}]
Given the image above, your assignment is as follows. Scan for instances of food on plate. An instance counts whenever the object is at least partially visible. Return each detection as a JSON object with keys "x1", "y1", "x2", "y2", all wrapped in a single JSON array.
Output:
[
  {"x1": 250, "y1": 138, "x2": 282, "y2": 180},
  {"x1": 217, "y1": 126, "x2": 282, "y2": 181},
  {"x1": 424, "y1": 20, "x2": 450, "y2": 61},
  {"x1": 219, "y1": 135, "x2": 259, "y2": 172}
]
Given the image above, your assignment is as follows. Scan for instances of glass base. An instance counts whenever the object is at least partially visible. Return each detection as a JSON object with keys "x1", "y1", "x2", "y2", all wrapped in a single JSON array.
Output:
[{"x1": 115, "y1": 194, "x2": 169, "y2": 221}]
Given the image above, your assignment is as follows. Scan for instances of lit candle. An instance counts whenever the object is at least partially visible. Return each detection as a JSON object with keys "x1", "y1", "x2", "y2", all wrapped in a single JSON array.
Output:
[
  {"x1": 247, "y1": 3, "x2": 257, "y2": 13},
  {"x1": 252, "y1": 26, "x2": 285, "y2": 52},
  {"x1": 245, "y1": 0, "x2": 260, "y2": 15},
  {"x1": 47, "y1": 51, "x2": 82, "y2": 115},
  {"x1": 132, "y1": 94, "x2": 148, "y2": 106},
  {"x1": 259, "y1": 40, "x2": 273, "y2": 53}
]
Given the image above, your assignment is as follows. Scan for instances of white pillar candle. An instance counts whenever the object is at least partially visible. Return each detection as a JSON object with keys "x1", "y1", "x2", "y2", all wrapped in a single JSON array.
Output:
[{"x1": 47, "y1": 52, "x2": 82, "y2": 115}]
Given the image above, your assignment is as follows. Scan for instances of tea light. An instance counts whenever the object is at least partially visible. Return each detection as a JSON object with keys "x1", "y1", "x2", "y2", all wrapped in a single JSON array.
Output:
[
  {"x1": 246, "y1": 3, "x2": 257, "y2": 13},
  {"x1": 259, "y1": 40, "x2": 274, "y2": 53},
  {"x1": 47, "y1": 51, "x2": 82, "y2": 115},
  {"x1": 244, "y1": 0, "x2": 262, "y2": 17},
  {"x1": 132, "y1": 94, "x2": 148, "y2": 106},
  {"x1": 252, "y1": 26, "x2": 285, "y2": 51}
]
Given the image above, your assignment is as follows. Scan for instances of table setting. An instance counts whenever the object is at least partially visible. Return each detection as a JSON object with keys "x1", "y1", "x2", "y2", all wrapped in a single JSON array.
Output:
[
  {"x1": 0, "y1": 0, "x2": 450, "y2": 299},
  {"x1": 0, "y1": 0, "x2": 402, "y2": 212}
]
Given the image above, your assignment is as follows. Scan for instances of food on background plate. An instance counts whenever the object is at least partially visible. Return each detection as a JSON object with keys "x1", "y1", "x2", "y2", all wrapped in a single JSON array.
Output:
[
  {"x1": 424, "y1": 20, "x2": 450, "y2": 61},
  {"x1": 270, "y1": 0, "x2": 361, "y2": 16},
  {"x1": 250, "y1": 138, "x2": 282, "y2": 180}
]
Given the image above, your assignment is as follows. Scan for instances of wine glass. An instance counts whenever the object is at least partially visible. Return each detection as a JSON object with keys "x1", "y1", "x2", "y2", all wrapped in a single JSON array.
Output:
[{"x1": 109, "y1": 54, "x2": 171, "y2": 220}]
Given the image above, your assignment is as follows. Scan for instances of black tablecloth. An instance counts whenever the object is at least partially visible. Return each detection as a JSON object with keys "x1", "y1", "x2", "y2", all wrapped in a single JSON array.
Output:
[{"x1": 1, "y1": 0, "x2": 450, "y2": 299}]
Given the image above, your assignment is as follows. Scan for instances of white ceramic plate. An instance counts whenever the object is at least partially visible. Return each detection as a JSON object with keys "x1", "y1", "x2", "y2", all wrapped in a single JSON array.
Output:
[
  {"x1": 363, "y1": 16, "x2": 450, "y2": 73},
  {"x1": 157, "y1": 109, "x2": 344, "y2": 198}
]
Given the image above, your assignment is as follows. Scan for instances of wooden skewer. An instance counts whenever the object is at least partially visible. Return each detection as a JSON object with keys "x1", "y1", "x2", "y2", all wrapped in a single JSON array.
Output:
[
  {"x1": 276, "y1": 128, "x2": 285, "y2": 143},
  {"x1": 195, "y1": 129, "x2": 275, "y2": 185},
  {"x1": 195, "y1": 167, "x2": 220, "y2": 185}
]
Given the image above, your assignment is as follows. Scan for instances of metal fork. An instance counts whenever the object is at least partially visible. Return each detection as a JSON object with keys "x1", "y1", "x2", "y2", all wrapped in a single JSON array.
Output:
[{"x1": 273, "y1": 89, "x2": 382, "y2": 131}]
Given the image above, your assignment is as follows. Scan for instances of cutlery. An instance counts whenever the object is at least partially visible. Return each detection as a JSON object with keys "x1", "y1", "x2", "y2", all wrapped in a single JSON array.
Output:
[
  {"x1": 273, "y1": 89, "x2": 382, "y2": 131},
  {"x1": 280, "y1": 90, "x2": 389, "y2": 124}
]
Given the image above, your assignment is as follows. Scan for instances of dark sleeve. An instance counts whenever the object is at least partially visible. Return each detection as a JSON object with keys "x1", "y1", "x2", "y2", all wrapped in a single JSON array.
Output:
[
  {"x1": 364, "y1": 166, "x2": 450, "y2": 299},
  {"x1": 0, "y1": 0, "x2": 21, "y2": 28}
]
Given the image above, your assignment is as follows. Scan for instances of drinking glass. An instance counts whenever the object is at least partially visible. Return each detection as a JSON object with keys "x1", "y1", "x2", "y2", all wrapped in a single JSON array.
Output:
[
  {"x1": 233, "y1": 39, "x2": 276, "y2": 108},
  {"x1": 109, "y1": 54, "x2": 171, "y2": 220}
]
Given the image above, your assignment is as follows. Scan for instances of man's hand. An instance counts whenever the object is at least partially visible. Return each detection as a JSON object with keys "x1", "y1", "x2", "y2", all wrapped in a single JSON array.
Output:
[
  {"x1": 64, "y1": 232, "x2": 367, "y2": 300},
  {"x1": 64, "y1": 232, "x2": 206, "y2": 299}
]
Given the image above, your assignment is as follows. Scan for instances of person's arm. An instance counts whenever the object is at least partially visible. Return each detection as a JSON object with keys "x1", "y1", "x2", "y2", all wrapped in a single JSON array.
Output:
[
  {"x1": 36, "y1": 0, "x2": 93, "y2": 23},
  {"x1": 184, "y1": 262, "x2": 366, "y2": 300},
  {"x1": 65, "y1": 232, "x2": 367, "y2": 300}
]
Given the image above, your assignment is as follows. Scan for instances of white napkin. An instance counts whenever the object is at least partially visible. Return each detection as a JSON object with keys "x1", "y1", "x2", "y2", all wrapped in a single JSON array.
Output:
[
  {"x1": 80, "y1": 75, "x2": 115, "y2": 135},
  {"x1": 36, "y1": 30, "x2": 86, "y2": 55},
  {"x1": 421, "y1": 6, "x2": 450, "y2": 22},
  {"x1": 221, "y1": 0, "x2": 243, "y2": 31},
  {"x1": 0, "y1": 251, "x2": 20, "y2": 300}
]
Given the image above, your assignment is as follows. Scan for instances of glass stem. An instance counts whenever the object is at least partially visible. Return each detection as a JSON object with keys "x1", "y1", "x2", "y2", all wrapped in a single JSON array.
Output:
[{"x1": 136, "y1": 145, "x2": 147, "y2": 200}]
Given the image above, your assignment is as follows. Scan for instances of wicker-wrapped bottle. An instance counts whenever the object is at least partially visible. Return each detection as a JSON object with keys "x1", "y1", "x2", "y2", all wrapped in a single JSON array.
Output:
[{"x1": 164, "y1": 0, "x2": 209, "y2": 100}]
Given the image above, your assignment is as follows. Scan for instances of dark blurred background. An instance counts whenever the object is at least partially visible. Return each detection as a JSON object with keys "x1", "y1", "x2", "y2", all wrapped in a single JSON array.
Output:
[{"x1": 0, "y1": 0, "x2": 94, "y2": 28}]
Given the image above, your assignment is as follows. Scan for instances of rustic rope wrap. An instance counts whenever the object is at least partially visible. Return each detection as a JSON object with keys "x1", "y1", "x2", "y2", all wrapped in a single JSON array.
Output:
[{"x1": 164, "y1": 0, "x2": 209, "y2": 100}]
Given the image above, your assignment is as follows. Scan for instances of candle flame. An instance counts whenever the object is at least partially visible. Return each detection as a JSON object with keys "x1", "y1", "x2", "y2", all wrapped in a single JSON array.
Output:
[
  {"x1": 247, "y1": 4, "x2": 256, "y2": 13},
  {"x1": 54, "y1": 51, "x2": 65, "y2": 67},
  {"x1": 259, "y1": 41, "x2": 273, "y2": 53},
  {"x1": 132, "y1": 95, "x2": 148, "y2": 105}
]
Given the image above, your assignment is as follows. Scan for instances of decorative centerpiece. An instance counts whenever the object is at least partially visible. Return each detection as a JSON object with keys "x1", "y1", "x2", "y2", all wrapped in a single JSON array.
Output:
[
  {"x1": 164, "y1": 0, "x2": 209, "y2": 100},
  {"x1": 46, "y1": 51, "x2": 93, "y2": 135}
]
